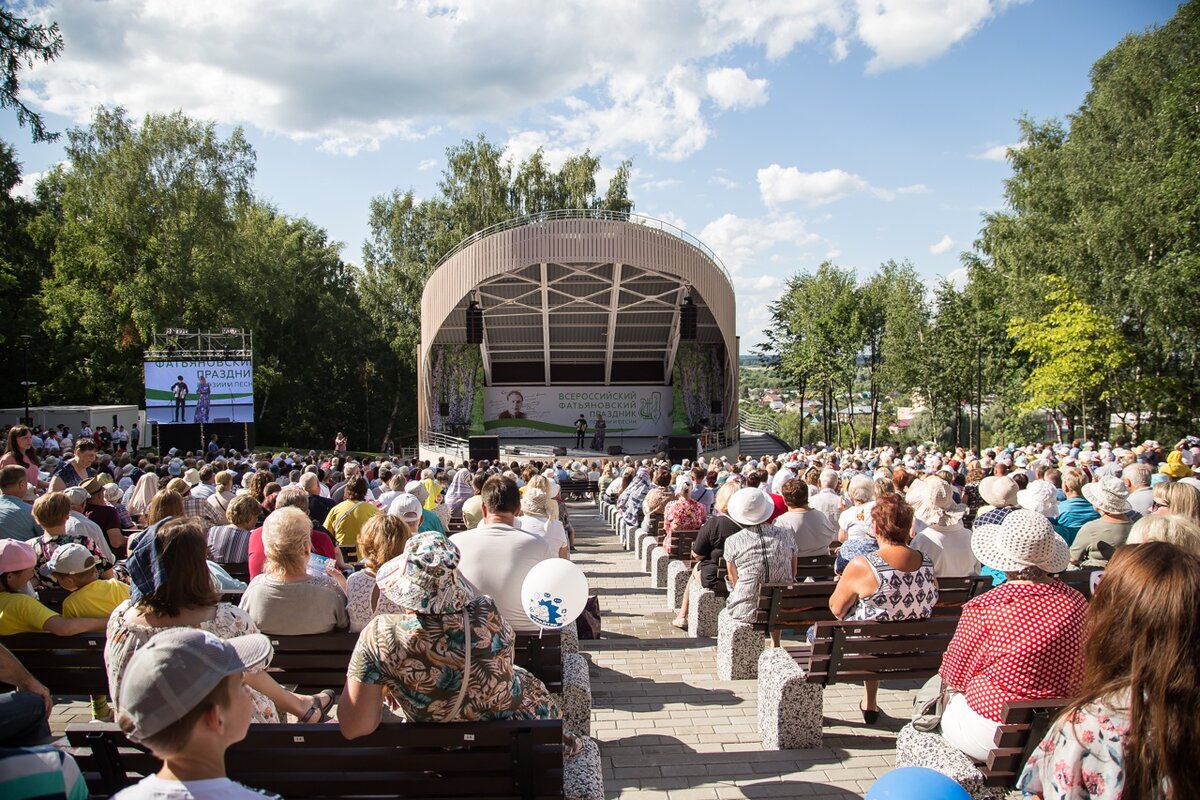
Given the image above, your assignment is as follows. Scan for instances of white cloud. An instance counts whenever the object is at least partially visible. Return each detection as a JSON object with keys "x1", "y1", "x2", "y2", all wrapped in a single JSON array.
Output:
[
  {"x1": 855, "y1": 0, "x2": 1026, "y2": 74},
  {"x1": 705, "y1": 67, "x2": 769, "y2": 110},
  {"x1": 710, "y1": 175, "x2": 739, "y2": 190},
  {"x1": 653, "y1": 210, "x2": 689, "y2": 232},
  {"x1": 758, "y1": 166, "x2": 868, "y2": 206},
  {"x1": 698, "y1": 212, "x2": 820, "y2": 273},
  {"x1": 17, "y1": 0, "x2": 1026, "y2": 158},
  {"x1": 417, "y1": 159, "x2": 438, "y2": 171},
  {"x1": 929, "y1": 234, "x2": 955, "y2": 255},
  {"x1": 640, "y1": 177, "x2": 682, "y2": 191},
  {"x1": 945, "y1": 266, "x2": 968, "y2": 288},
  {"x1": 971, "y1": 141, "x2": 1026, "y2": 161},
  {"x1": 10, "y1": 162, "x2": 67, "y2": 200},
  {"x1": 896, "y1": 183, "x2": 929, "y2": 194}
]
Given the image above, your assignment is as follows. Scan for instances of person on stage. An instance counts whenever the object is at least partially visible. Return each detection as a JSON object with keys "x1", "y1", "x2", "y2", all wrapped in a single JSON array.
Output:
[
  {"x1": 171, "y1": 375, "x2": 189, "y2": 423},
  {"x1": 193, "y1": 374, "x2": 211, "y2": 423},
  {"x1": 574, "y1": 415, "x2": 588, "y2": 449},
  {"x1": 590, "y1": 414, "x2": 607, "y2": 451}
]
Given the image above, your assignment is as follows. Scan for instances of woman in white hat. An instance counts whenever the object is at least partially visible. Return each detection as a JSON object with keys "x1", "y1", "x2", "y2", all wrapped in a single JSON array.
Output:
[
  {"x1": 909, "y1": 477, "x2": 978, "y2": 578},
  {"x1": 515, "y1": 488, "x2": 569, "y2": 559},
  {"x1": 936, "y1": 509, "x2": 1088, "y2": 762},
  {"x1": 1071, "y1": 475, "x2": 1133, "y2": 568},
  {"x1": 721, "y1": 488, "x2": 798, "y2": 627}
]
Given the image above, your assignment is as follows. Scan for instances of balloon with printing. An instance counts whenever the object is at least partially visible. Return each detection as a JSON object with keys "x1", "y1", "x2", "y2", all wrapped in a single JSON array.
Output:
[{"x1": 521, "y1": 559, "x2": 589, "y2": 629}]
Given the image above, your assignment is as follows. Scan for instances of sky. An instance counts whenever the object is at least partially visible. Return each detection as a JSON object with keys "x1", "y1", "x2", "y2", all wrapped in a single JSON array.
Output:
[{"x1": 1, "y1": 0, "x2": 1182, "y2": 351}]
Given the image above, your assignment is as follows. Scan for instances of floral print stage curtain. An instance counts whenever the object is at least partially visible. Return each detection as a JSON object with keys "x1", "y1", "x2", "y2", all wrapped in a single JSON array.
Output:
[
  {"x1": 430, "y1": 344, "x2": 481, "y2": 431},
  {"x1": 675, "y1": 342, "x2": 725, "y2": 431}
]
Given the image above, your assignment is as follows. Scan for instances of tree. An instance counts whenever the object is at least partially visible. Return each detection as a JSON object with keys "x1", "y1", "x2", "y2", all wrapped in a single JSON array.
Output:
[
  {"x1": 0, "y1": 9, "x2": 64, "y2": 142},
  {"x1": 1008, "y1": 276, "x2": 1132, "y2": 441}
]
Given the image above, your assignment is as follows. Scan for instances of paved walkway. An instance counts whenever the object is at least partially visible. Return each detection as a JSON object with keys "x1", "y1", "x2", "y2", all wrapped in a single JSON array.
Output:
[{"x1": 571, "y1": 504, "x2": 917, "y2": 800}]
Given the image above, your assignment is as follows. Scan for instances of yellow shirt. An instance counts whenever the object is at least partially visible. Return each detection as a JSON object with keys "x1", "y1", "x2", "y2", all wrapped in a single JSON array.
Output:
[
  {"x1": 323, "y1": 500, "x2": 380, "y2": 556},
  {"x1": 62, "y1": 578, "x2": 131, "y2": 619},
  {"x1": 0, "y1": 592, "x2": 57, "y2": 634}
]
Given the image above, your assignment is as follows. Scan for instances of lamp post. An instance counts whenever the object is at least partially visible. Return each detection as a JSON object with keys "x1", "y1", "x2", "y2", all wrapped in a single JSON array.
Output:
[{"x1": 19, "y1": 335, "x2": 35, "y2": 426}]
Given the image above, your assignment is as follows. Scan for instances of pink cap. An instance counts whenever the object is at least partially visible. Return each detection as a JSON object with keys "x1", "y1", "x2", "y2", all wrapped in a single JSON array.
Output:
[{"x1": 0, "y1": 539, "x2": 36, "y2": 573}]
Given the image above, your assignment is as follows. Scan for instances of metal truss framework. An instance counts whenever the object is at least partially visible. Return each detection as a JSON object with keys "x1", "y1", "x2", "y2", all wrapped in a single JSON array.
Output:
[{"x1": 145, "y1": 329, "x2": 254, "y2": 362}]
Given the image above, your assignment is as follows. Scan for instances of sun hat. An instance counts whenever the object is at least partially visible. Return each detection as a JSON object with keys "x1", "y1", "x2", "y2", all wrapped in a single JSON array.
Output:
[
  {"x1": 1082, "y1": 475, "x2": 1132, "y2": 516},
  {"x1": 0, "y1": 539, "x2": 37, "y2": 573},
  {"x1": 978, "y1": 475, "x2": 1018, "y2": 508},
  {"x1": 908, "y1": 477, "x2": 966, "y2": 527},
  {"x1": 387, "y1": 493, "x2": 423, "y2": 524},
  {"x1": 404, "y1": 480, "x2": 429, "y2": 503},
  {"x1": 81, "y1": 476, "x2": 106, "y2": 496},
  {"x1": 117, "y1": 628, "x2": 272, "y2": 743},
  {"x1": 167, "y1": 461, "x2": 182, "y2": 477},
  {"x1": 375, "y1": 532, "x2": 474, "y2": 614},
  {"x1": 521, "y1": 488, "x2": 554, "y2": 517},
  {"x1": 46, "y1": 542, "x2": 97, "y2": 575},
  {"x1": 1017, "y1": 480, "x2": 1060, "y2": 518},
  {"x1": 1159, "y1": 451, "x2": 1192, "y2": 480},
  {"x1": 546, "y1": 480, "x2": 561, "y2": 499},
  {"x1": 726, "y1": 488, "x2": 774, "y2": 527},
  {"x1": 63, "y1": 486, "x2": 90, "y2": 507},
  {"x1": 971, "y1": 509, "x2": 1070, "y2": 574},
  {"x1": 183, "y1": 468, "x2": 202, "y2": 487}
]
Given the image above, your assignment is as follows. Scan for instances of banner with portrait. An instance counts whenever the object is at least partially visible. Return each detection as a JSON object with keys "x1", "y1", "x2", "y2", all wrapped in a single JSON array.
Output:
[{"x1": 483, "y1": 385, "x2": 672, "y2": 437}]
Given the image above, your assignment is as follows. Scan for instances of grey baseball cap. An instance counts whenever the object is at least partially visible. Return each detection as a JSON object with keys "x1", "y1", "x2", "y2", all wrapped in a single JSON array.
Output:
[{"x1": 118, "y1": 628, "x2": 272, "y2": 742}]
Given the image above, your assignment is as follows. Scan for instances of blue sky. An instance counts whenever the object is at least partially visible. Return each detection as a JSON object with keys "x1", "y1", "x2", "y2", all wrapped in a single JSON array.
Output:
[{"x1": 2, "y1": 0, "x2": 1180, "y2": 350}]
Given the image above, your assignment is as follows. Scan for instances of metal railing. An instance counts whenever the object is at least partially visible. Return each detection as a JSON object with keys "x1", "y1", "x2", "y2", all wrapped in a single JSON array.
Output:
[{"x1": 431, "y1": 209, "x2": 732, "y2": 283}]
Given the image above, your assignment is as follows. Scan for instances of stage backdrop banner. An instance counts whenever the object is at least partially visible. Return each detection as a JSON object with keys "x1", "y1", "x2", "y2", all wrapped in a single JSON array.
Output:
[
  {"x1": 483, "y1": 385, "x2": 671, "y2": 437},
  {"x1": 144, "y1": 360, "x2": 255, "y2": 425}
]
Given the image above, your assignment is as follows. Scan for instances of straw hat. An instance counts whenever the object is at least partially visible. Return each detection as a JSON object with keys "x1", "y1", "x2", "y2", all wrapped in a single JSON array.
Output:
[
  {"x1": 1081, "y1": 475, "x2": 1132, "y2": 516},
  {"x1": 908, "y1": 477, "x2": 966, "y2": 527},
  {"x1": 971, "y1": 509, "x2": 1070, "y2": 574}
]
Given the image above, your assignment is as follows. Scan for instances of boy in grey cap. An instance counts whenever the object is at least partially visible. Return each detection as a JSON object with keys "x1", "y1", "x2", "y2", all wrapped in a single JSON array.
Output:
[{"x1": 113, "y1": 628, "x2": 278, "y2": 799}]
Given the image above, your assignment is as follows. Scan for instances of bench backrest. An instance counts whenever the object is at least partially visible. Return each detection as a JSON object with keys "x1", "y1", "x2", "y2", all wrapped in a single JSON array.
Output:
[
  {"x1": 794, "y1": 554, "x2": 837, "y2": 581},
  {"x1": 798, "y1": 616, "x2": 961, "y2": 687},
  {"x1": 666, "y1": 529, "x2": 699, "y2": 560},
  {"x1": 984, "y1": 698, "x2": 1069, "y2": 786},
  {"x1": 67, "y1": 720, "x2": 564, "y2": 799},
  {"x1": 644, "y1": 514, "x2": 663, "y2": 539},
  {"x1": 2, "y1": 628, "x2": 562, "y2": 697},
  {"x1": 1056, "y1": 568, "x2": 1101, "y2": 599},
  {"x1": 218, "y1": 562, "x2": 251, "y2": 583}
]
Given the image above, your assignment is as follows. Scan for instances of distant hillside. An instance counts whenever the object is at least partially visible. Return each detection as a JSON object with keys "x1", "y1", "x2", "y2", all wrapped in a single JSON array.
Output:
[{"x1": 739, "y1": 354, "x2": 777, "y2": 367}]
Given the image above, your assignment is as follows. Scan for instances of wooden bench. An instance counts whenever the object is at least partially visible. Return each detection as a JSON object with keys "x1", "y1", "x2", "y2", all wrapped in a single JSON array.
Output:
[
  {"x1": 558, "y1": 479, "x2": 598, "y2": 503},
  {"x1": 1056, "y1": 568, "x2": 1102, "y2": 598},
  {"x1": 32, "y1": 587, "x2": 245, "y2": 615},
  {"x1": 67, "y1": 720, "x2": 575, "y2": 799},
  {"x1": 759, "y1": 616, "x2": 962, "y2": 748},
  {"x1": 658, "y1": 529, "x2": 701, "y2": 608},
  {"x1": 634, "y1": 514, "x2": 663, "y2": 565},
  {"x1": 794, "y1": 554, "x2": 837, "y2": 581},
  {"x1": 896, "y1": 698, "x2": 1068, "y2": 797},
  {"x1": 218, "y1": 561, "x2": 251, "y2": 583}
]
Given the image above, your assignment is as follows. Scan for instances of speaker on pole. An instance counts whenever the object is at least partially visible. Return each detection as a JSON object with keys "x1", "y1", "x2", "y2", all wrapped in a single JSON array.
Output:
[
  {"x1": 468, "y1": 435, "x2": 500, "y2": 462},
  {"x1": 679, "y1": 296, "x2": 697, "y2": 340},
  {"x1": 466, "y1": 301, "x2": 484, "y2": 344}
]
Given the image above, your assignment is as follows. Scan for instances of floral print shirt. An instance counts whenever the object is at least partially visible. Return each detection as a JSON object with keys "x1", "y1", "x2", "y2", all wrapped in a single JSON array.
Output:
[
  {"x1": 346, "y1": 569, "x2": 403, "y2": 633},
  {"x1": 346, "y1": 595, "x2": 560, "y2": 723},
  {"x1": 1019, "y1": 697, "x2": 1140, "y2": 799}
]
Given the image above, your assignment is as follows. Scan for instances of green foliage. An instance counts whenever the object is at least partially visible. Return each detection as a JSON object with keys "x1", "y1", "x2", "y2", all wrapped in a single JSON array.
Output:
[{"x1": 0, "y1": 9, "x2": 64, "y2": 142}]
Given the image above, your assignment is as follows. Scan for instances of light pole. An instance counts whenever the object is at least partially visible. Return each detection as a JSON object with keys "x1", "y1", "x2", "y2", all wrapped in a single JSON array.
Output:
[{"x1": 19, "y1": 334, "x2": 34, "y2": 426}]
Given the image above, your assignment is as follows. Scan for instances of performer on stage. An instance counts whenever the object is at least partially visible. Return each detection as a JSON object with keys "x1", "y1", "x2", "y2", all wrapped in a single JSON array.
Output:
[
  {"x1": 193, "y1": 374, "x2": 211, "y2": 423},
  {"x1": 171, "y1": 375, "x2": 189, "y2": 423},
  {"x1": 574, "y1": 415, "x2": 587, "y2": 449},
  {"x1": 590, "y1": 414, "x2": 606, "y2": 451}
]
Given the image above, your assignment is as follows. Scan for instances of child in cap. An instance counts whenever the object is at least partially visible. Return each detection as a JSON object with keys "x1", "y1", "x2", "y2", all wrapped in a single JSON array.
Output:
[
  {"x1": 113, "y1": 628, "x2": 279, "y2": 800},
  {"x1": 0, "y1": 539, "x2": 106, "y2": 636},
  {"x1": 48, "y1": 543, "x2": 130, "y2": 721},
  {"x1": 30, "y1": 491, "x2": 115, "y2": 586}
]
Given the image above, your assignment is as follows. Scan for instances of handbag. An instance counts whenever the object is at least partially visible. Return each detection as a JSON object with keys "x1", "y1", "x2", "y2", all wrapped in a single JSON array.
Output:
[
  {"x1": 576, "y1": 596, "x2": 602, "y2": 640},
  {"x1": 912, "y1": 675, "x2": 948, "y2": 732}
]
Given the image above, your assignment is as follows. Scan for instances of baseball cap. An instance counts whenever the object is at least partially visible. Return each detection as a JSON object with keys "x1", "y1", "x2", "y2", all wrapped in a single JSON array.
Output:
[
  {"x1": 46, "y1": 542, "x2": 96, "y2": 575},
  {"x1": 118, "y1": 628, "x2": 272, "y2": 743},
  {"x1": 0, "y1": 539, "x2": 36, "y2": 572},
  {"x1": 63, "y1": 486, "x2": 90, "y2": 507},
  {"x1": 387, "y1": 493, "x2": 423, "y2": 524}
]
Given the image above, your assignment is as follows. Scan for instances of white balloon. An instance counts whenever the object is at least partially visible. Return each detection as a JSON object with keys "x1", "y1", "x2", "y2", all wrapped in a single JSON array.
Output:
[{"x1": 521, "y1": 558, "x2": 589, "y2": 630}]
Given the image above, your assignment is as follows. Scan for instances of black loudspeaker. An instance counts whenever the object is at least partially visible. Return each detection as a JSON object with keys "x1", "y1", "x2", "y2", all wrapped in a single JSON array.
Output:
[
  {"x1": 465, "y1": 301, "x2": 484, "y2": 344},
  {"x1": 468, "y1": 435, "x2": 500, "y2": 461},
  {"x1": 438, "y1": 401, "x2": 450, "y2": 417},
  {"x1": 679, "y1": 297, "x2": 697, "y2": 340},
  {"x1": 607, "y1": 445, "x2": 623, "y2": 456},
  {"x1": 710, "y1": 399, "x2": 722, "y2": 415},
  {"x1": 553, "y1": 446, "x2": 567, "y2": 456},
  {"x1": 668, "y1": 435, "x2": 698, "y2": 464}
]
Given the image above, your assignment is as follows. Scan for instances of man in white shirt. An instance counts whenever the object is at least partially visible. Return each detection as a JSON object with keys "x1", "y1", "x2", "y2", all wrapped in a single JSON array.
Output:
[
  {"x1": 808, "y1": 468, "x2": 844, "y2": 528},
  {"x1": 771, "y1": 478, "x2": 836, "y2": 557},
  {"x1": 1122, "y1": 463, "x2": 1153, "y2": 517},
  {"x1": 453, "y1": 475, "x2": 556, "y2": 633}
]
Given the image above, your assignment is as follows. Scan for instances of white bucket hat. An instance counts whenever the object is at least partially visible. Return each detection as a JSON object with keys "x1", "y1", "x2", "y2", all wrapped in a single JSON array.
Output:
[
  {"x1": 1017, "y1": 480, "x2": 1060, "y2": 519},
  {"x1": 1081, "y1": 475, "x2": 1131, "y2": 516},
  {"x1": 979, "y1": 475, "x2": 1018, "y2": 508},
  {"x1": 907, "y1": 477, "x2": 966, "y2": 527},
  {"x1": 726, "y1": 488, "x2": 774, "y2": 527},
  {"x1": 971, "y1": 509, "x2": 1070, "y2": 574}
]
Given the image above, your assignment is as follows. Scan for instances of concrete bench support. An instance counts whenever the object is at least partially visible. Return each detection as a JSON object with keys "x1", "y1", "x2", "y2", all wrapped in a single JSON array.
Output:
[
  {"x1": 687, "y1": 581, "x2": 723, "y2": 638},
  {"x1": 666, "y1": 561, "x2": 690, "y2": 610},
  {"x1": 756, "y1": 647, "x2": 823, "y2": 749},
  {"x1": 564, "y1": 734, "x2": 604, "y2": 800},
  {"x1": 650, "y1": 550, "x2": 670, "y2": 589},
  {"x1": 555, "y1": 652, "x2": 592, "y2": 737},
  {"x1": 716, "y1": 607, "x2": 763, "y2": 680},
  {"x1": 894, "y1": 724, "x2": 1008, "y2": 800},
  {"x1": 639, "y1": 537, "x2": 659, "y2": 571}
]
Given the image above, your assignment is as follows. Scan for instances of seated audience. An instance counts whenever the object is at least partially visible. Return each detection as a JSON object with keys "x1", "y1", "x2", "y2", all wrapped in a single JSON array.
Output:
[
  {"x1": 771, "y1": 477, "x2": 836, "y2": 557},
  {"x1": 444, "y1": 468, "x2": 474, "y2": 517},
  {"x1": 1051, "y1": 467, "x2": 1098, "y2": 546},
  {"x1": 723, "y1": 487, "x2": 799, "y2": 626},
  {"x1": 672, "y1": 481, "x2": 741, "y2": 630},
  {"x1": 105, "y1": 518, "x2": 333, "y2": 724},
  {"x1": 247, "y1": 488, "x2": 341, "y2": 578},
  {"x1": 1150, "y1": 479, "x2": 1200, "y2": 524},
  {"x1": 1126, "y1": 512, "x2": 1200, "y2": 554},
  {"x1": 909, "y1": 476, "x2": 979, "y2": 577},
  {"x1": 1072, "y1": 476, "x2": 1133, "y2": 567},
  {"x1": 112, "y1": 628, "x2": 279, "y2": 799},
  {"x1": 346, "y1": 514, "x2": 411, "y2": 632},
  {"x1": 830, "y1": 492, "x2": 938, "y2": 722},
  {"x1": 207, "y1": 494, "x2": 261, "y2": 566},
  {"x1": 662, "y1": 475, "x2": 708, "y2": 552},
  {"x1": 515, "y1": 488, "x2": 570, "y2": 559},
  {"x1": 0, "y1": 539, "x2": 107, "y2": 635},
  {"x1": 459, "y1": 472, "x2": 487, "y2": 529},
  {"x1": 0, "y1": 642, "x2": 53, "y2": 746},
  {"x1": 937, "y1": 510, "x2": 1088, "y2": 762},
  {"x1": 29, "y1": 491, "x2": 114, "y2": 583},
  {"x1": 0, "y1": 465, "x2": 39, "y2": 541},
  {"x1": 239, "y1": 507, "x2": 348, "y2": 635},
  {"x1": 1019, "y1": 541, "x2": 1200, "y2": 800},
  {"x1": 323, "y1": 477, "x2": 379, "y2": 559}
]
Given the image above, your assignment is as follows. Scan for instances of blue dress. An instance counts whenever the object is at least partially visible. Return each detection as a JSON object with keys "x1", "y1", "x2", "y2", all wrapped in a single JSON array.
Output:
[{"x1": 193, "y1": 382, "x2": 211, "y2": 423}]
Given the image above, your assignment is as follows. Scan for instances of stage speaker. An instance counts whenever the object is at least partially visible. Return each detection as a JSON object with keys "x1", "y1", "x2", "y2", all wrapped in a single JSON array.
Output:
[
  {"x1": 469, "y1": 435, "x2": 500, "y2": 461},
  {"x1": 465, "y1": 301, "x2": 484, "y2": 344},
  {"x1": 438, "y1": 401, "x2": 450, "y2": 417},
  {"x1": 668, "y1": 435, "x2": 698, "y2": 464},
  {"x1": 607, "y1": 445, "x2": 623, "y2": 456},
  {"x1": 679, "y1": 297, "x2": 697, "y2": 340},
  {"x1": 553, "y1": 446, "x2": 567, "y2": 456},
  {"x1": 710, "y1": 399, "x2": 722, "y2": 415}
]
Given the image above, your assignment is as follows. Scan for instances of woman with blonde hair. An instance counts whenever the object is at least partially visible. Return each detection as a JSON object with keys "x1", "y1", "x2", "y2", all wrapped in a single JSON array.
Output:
[
  {"x1": 239, "y1": 507, "x2": 348, "y2": 635},
  {"x1": 346, "y1": 514, "x2": 412, "y2": 632},
  {"x1": 1150, "y1": 480, "x2": 1200, "y2": 524},
  {"x1": 1127, "y1": 512, "x2": 1200, "y2": 555}
]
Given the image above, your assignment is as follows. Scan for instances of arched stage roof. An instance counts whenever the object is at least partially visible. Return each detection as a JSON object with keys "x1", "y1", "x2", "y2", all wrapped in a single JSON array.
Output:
[{"x1": 419, "y1": 210, "x2": 737, "y2": 437}]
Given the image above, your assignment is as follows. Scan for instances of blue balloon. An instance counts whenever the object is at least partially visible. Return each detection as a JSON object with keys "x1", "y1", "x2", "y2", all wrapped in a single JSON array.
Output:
[{"x1": 866, "y1": 767, "x2": 970, "y2": 800}]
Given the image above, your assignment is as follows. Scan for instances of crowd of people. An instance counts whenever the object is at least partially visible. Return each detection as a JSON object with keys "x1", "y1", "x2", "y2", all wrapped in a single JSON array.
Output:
[{"x1": 1, "y1": 423, "x2": 1199, "y2": 798}]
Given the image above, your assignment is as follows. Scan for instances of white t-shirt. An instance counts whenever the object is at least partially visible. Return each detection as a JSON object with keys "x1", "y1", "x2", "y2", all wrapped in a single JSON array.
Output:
[
  {"x1": 910, "y1": 524, "x2": 980, "y2": 578},
  {"x1": 838, "y1": 502, "x2": 876, "y2": 541},
  {"x1": 808, "y1": 490, "x2": 843, "y2": 529},
  {"x1": 453, "y1": 522, "x2": 557, "y2": 633},
  {"x1": 114, "y1": 775, "x2": 279, "y2": 799},
  {"x1": 514, "y1": 514, "x2": 569, "y2": 555},
  {"x1": 772, "y1": 508, "x2": 836, "y2": 557}
]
